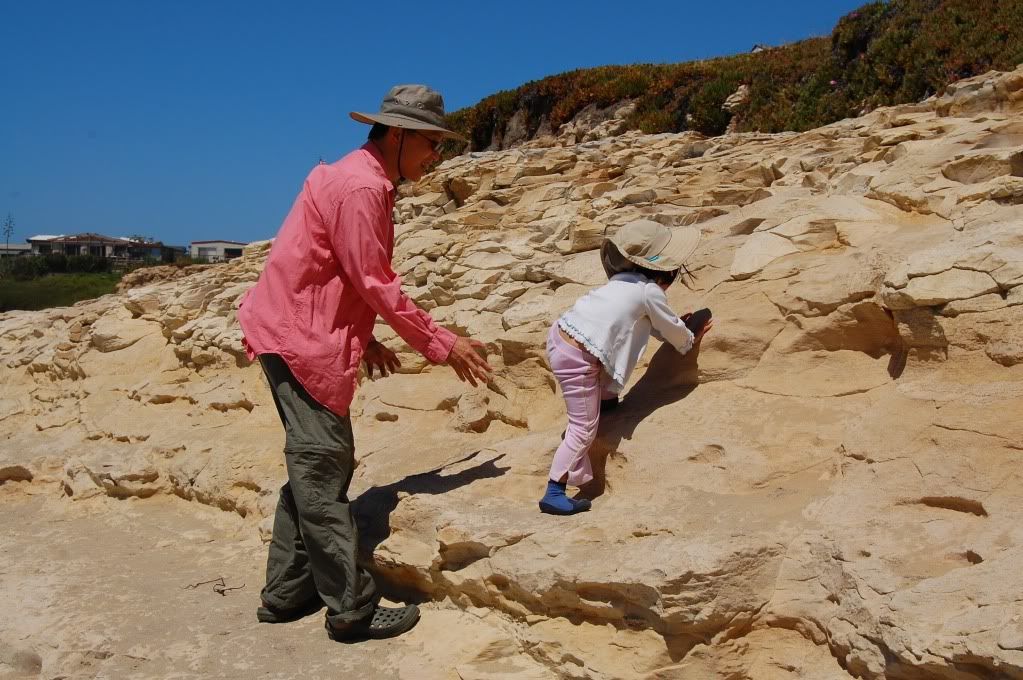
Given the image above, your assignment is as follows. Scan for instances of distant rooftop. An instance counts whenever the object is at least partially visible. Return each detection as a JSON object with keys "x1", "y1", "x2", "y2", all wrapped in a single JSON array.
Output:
[{"x1": 26, "y1": 232, "x2": 165, "y2": 247}]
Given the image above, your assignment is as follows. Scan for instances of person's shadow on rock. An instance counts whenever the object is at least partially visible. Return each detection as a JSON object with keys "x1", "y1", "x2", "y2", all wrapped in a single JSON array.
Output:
[
  {"x1": 353, "y1": 450, "x2": 509, "y2": 556},
  {"x1": 579, "y1": 340, "x2": 704, "y2": 499}
]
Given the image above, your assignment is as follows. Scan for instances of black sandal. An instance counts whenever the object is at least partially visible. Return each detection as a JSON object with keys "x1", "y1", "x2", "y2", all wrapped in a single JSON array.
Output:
[{"x1": 326, "y1": 603, "x2": 420, "y2": 641}]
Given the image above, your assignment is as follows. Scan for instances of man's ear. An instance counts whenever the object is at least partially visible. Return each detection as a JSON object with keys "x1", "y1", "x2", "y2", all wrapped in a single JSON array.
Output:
[{"x1": 387, "y1": 127, "x2": 404, "y2": 144}]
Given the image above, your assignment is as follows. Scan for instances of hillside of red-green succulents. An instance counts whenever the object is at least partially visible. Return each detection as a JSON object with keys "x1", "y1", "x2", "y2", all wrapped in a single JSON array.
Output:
[{"x1": 444, "y1": 0, "x2": 1023, "y2": 152}]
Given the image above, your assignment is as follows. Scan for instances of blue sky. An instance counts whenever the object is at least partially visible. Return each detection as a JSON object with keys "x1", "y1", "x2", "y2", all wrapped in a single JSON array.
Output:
[{"x1": 1, "y1": 0, "x2": 866, "y2": 247}]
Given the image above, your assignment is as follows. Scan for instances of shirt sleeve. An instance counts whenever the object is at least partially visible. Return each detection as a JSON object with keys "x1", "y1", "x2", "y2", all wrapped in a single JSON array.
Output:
[
  {"x1": 330, "y1": 187, "x2": 456, "y2": 363},
  {"x1": 643, "y1": 283, "x2": 694, "y2": 355}
]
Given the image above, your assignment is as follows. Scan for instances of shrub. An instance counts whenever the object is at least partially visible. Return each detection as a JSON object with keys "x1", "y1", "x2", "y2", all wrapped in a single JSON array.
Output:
[
  {"x1": 444, "y1": 0, "x2": 1023, "y2": 149},
  {"x1": 688, "y1": 76, "x2": 742, "y2": 136},
  {"x1": 8, "y1": 256, "x2": 49, "y2": 281},
  {"x1": 66, "y1": 254, "x2": 110, "y2": 274},
  {"x1": 43, "y1": 253, "x2": 68, "y2": 273}
]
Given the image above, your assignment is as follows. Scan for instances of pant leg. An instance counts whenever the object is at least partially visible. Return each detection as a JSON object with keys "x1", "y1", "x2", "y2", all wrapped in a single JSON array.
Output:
[
  {"x1": 258, "y1": 354, "x2": 377, "y2": 625},
  {"x1": 546, "y1": 326, "x2": 601, "y2": 486},
  {"x1": 262, "y1": 480, "x2": 318, "y2": 608},
  {"x1": 259, "y1": 357, "x2": 317, "y2": 608}
]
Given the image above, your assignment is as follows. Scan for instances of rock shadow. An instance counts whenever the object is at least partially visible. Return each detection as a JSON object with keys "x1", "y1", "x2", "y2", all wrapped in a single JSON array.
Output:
[
  {"x1": 580, "y1": 341, "x2": 704, "y2": 499},
  {"x1": 353, "y1": 450, "x2": 509, "y2": 555}
]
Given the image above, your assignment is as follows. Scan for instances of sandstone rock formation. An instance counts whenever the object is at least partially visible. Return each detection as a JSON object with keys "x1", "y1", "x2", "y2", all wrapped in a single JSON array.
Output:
[
  {"x1": 2, "y1": 65, "x2": 1023, "y2": 679},
  {"x1": 115, "y1": 263, "x2": 213, "y2": 292}
]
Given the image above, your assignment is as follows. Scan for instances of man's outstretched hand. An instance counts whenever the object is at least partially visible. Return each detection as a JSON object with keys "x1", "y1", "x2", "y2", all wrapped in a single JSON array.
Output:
[
  {"x1": 363, "y1": 339, "x2": 401, "y2": 379},
  {"x1": 445, "y1": 336, "x2": 493, "y2": 386}
]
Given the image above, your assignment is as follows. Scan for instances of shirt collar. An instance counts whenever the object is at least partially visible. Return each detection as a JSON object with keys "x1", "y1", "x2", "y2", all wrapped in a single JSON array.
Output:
[
  {"x1": 361, "y1": 142, "x2": 396, "y2": 193},
  {"x1": 610, "y1": 271, "x2": 649, "y2": 284}
]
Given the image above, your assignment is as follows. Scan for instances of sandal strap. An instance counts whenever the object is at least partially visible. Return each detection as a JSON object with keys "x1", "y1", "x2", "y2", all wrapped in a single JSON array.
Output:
[{"x1": 369, "y1": 604, "x2": 415, "y2": 630}]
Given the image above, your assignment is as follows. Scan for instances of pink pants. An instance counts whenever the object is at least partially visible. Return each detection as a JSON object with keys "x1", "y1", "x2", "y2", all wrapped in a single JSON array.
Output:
[{"x1": 546, "y1": 324, "x2": 617, "y2": 486}]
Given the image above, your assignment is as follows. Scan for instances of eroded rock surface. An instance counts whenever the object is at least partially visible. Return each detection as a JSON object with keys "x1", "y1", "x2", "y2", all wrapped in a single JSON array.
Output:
[{"x1": 2, "y1": 65, "x2": 1023, "y2": 679}]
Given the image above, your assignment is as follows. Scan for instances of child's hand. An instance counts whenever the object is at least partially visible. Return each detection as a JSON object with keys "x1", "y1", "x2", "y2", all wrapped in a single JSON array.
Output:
[
  {"x1": 681, "y1": 312, "x2": 713, "y2": 343},
  {"x1": 681, "y1": 309, "x2": 712, "y2": 338},
  {"x1": 694, "y1": 319, "x2": 713, "y2": 344}
]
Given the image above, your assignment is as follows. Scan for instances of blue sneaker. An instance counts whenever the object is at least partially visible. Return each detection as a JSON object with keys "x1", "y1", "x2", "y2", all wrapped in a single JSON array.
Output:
[{"x1": 539, "y1": 480, "x2": 591, "y2": 515}]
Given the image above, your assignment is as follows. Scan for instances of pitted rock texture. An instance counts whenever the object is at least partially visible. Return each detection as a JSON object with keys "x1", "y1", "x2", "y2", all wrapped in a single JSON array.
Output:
[{"x1": 2, "y1": 65, "x2": 1023, "y2": 679}]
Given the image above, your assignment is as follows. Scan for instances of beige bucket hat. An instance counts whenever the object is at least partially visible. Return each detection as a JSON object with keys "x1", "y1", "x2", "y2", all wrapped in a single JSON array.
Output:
[
  {"x1": 603, "y1": 219, "x2": 700, "y2": 273},
  {"x1": 350, "y1": 84, "x2": 467, "y2": 142}
]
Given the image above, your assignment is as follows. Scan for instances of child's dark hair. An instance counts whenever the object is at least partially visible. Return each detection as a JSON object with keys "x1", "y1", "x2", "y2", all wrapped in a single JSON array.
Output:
[
  {"x1": 626, "y1": 262, "x2": 695, "y2": 288},
  {"x1": 600, "y1": 240, "x2": 696, "y2": 288},
  {"x1": 629, "y1": 264, "x2": 676, "y2": 286}
]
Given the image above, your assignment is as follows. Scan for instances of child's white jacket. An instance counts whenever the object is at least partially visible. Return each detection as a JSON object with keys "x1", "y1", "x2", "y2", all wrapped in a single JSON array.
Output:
[{"x1": 556, "y1": 272, "x2": 695, "y2": 390}]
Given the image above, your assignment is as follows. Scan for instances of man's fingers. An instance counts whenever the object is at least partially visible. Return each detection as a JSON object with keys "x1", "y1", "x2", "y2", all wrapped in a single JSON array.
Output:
[
  {"x1": 462, "y1": 355, "x2": 490, "y2": 380},
  {"x1": 446, "y1": 337, "x2": 492, "y2": 385},
  {"x1": 471, "y1": 359, "x2": 491, "y2": 382},
  {"x1": 456, "y1": 359, "x2": 478, "y2": 386},
  {"x1": 466, "y1": 343, "x2": 493, "y2": 374}
]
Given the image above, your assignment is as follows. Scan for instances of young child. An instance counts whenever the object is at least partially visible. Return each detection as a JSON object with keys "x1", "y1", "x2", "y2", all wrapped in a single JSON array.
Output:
[{"x1": 539, "y1": 219, "x2": 712, "y2": 515}]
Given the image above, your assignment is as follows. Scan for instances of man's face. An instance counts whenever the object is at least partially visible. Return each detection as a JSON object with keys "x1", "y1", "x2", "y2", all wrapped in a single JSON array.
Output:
[{"x1": 398, "y1": 129, "x2": 443, "y2": 182}]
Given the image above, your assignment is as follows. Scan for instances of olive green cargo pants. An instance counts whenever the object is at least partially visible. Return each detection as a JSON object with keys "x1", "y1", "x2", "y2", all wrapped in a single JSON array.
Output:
[{"x1": 258, "y1": 354, "x2": 377, "y2": 625}]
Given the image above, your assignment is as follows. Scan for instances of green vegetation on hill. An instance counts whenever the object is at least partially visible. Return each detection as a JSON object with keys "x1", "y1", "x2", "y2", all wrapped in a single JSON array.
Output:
[
  {"x1": 3, "y1": 254, "x2": 113, "y2": 281},
  {"x1": 446, "y1": 0, "x2": 1023, "y2": 149},
  {"x1": 0, "y1": 273, "x2": 122, "y2": 312}
]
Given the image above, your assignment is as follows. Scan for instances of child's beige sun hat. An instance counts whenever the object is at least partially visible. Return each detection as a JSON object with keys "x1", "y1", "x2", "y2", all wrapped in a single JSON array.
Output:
[{"x1": 602, "y1": 219, "x2": 700, "y2": 274}]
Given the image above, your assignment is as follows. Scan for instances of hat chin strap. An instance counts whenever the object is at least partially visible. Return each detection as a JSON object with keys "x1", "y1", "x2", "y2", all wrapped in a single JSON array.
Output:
[{"x1": 396, "y1": 130, "x2": 408, "y2": 184}]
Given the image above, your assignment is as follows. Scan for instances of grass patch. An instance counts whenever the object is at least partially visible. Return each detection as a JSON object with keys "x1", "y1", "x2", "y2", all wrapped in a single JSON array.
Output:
[{"x1": 0, "y1": 273, "x2": 122, "y2": 312}]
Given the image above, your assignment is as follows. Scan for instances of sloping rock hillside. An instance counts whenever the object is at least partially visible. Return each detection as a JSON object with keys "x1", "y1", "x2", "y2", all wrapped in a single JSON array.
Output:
[{"x1": 2, "y1": 65, "x2": 1022, "y2": 679}]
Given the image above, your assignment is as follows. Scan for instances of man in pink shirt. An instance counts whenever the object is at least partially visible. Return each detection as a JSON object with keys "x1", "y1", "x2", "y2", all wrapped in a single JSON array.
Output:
[{"x1": 238, "y1": 84, "x2": 492, "y2": 641}]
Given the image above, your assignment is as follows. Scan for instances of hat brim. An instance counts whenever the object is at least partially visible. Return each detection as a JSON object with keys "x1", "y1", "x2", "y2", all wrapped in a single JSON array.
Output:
[
  {"x1": 349, "y1": 111, "x2": 467, "y2": 142},
  {"x1": 618, "y1": 226, "x2": 701, "y2": 271}
]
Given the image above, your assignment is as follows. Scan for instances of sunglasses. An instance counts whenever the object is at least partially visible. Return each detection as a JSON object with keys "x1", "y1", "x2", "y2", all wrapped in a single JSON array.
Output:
[{"x1": 410, "y1": 129, "x2": 444, "y2": 153}]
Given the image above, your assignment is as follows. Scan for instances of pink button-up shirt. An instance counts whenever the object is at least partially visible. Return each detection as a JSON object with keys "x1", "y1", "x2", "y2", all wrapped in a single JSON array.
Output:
[{"x1": 238, "y1": 143, "x2": 457, "y2": 416}]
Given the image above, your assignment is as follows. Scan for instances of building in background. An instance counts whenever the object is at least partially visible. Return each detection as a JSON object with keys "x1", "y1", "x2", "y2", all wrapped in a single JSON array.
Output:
[
  {"x1": 163, "y1": 245, "x2": 188, "y2": 261},
  {"x1": 0, "y1": 244, "x2": 32, "y2": 259},
  {"x1": 25, "y1": 233, "x2": 182, "y2": 263},
  {"x1": 189, "y1": 240, "x2": 248, "y2": 262},
  {"x1": 26, "y1": 235, "x2": 63, "y2": 255}
]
